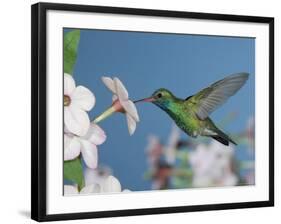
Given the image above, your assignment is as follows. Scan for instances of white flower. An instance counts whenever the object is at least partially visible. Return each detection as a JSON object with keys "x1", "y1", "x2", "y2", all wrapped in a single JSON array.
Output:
[
  {"x1": 64, "y1": 184, "x2": 101, "y2": 195},
  {"x1": 84, "y1": 168, "x2": 123, "y2": 193},
  {"x1": 165, "y1": 125, "x2": 180, "y2": 165},
  {"x1": 100, "y1": 175, "x2": 122, "y2": 192},
  {"x1": 64, "y1": 73, "x2": 95, "y2": 136},
  {"x1": 94, "y1": 77, "x2": 139, "y2": 135},
  {"x1": 84, "y1": 166, "x2": 112, "y2": 186},
  {"x1": 189, "y1": 140, "x2": 238, "y2": 187},
  {"x1": 146, "y1": 135, "x2": 162, "y2": 167},
  {"x1": 64, "y1": 123, "x2": 106, "y2": 169},
  {"x1": 64, "y1": 175, "x2": 129, "y2": 195},
  {"x1": 64, "y1": 134, "x2": 80, "y2": 161}
]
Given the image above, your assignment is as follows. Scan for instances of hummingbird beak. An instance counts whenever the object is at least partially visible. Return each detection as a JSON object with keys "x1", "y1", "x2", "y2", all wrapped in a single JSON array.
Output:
[{"x1": 134, "y1": 97, "x2": 155, "y2": 103}]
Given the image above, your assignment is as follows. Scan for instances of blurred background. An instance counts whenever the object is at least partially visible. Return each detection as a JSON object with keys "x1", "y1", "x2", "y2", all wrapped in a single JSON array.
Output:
[{"x1": 66, "y1": 28, "x2": 255, "y2": 191}]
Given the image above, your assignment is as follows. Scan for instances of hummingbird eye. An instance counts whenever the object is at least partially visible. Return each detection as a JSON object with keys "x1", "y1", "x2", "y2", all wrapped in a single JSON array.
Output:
[{"x1": 157, "y1": 93, "x2": 162, "y2": 98}]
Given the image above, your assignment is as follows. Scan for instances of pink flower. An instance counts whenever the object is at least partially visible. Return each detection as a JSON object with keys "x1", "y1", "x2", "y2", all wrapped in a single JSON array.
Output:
[{"x1": 93, "y1": 77, "x2": 139, "y2": 135}]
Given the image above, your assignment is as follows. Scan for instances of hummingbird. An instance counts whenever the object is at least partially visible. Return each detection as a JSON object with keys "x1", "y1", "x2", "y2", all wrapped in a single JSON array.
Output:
[{"x1": 135, "y1": 73, "x2": 249, "y2": 146}]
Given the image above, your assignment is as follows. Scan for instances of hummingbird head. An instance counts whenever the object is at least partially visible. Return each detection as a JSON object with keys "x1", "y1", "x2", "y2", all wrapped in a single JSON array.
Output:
[{"x1": 135, "y1": 88, "x2": 176, "y2": 110}]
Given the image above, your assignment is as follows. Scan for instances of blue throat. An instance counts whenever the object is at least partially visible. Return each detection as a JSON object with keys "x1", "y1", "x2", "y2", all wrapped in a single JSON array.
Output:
[{"x1": 154, "y1": 100, "x2": 171, "y2": 112}]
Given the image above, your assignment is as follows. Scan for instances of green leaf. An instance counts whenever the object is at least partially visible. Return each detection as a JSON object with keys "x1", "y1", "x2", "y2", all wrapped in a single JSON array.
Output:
[
  {"x1": 64, "y1": 30, "x2": 80, "y2": 75},
  {"x1": 64, "y1": 157, "x2": 85, "y2": 191}
]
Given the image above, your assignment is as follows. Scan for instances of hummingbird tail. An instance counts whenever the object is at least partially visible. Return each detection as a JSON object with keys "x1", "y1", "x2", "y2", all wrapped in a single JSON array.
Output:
[{"x1": 212, "y1": 129, "x2": 237, "y2": 146}]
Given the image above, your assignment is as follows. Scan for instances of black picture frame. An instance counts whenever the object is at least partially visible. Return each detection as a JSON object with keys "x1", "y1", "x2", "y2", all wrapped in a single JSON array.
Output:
[{"x1": 31, "y1": 2, "x2": 274, "y2": 222}]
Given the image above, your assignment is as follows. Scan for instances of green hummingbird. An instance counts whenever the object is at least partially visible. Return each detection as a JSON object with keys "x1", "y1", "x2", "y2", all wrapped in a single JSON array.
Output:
[{"x1": 136, "y1": 73, "x2": 249, "y2": 146}]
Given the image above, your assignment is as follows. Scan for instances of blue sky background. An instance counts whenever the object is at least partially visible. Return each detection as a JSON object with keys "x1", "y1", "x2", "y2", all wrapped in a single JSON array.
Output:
[{"x1": 65, "y1": 28, "x2": 255, "y2": 191}]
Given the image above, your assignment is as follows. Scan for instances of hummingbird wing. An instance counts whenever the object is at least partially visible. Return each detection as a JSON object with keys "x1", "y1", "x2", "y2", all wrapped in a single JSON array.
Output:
[{"x1": 186, "y1": 73, "x2": 249, "y2": 120}]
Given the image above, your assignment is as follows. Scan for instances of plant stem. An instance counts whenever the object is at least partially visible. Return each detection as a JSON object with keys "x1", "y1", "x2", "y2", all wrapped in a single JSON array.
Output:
[{"x1": 92, "y1": 106, "x2": 116, "y2": 124}]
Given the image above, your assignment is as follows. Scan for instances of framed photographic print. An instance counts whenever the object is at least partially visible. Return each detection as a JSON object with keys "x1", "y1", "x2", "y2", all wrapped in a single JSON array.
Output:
[{"x1": 31, "y1": 2, "x2": 274, "y2": 222}]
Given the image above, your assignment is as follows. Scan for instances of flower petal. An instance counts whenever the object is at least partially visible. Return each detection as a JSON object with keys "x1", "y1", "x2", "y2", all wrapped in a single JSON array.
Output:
[
  {"x1": 64, "y1": 73, "x2": 76, "y2": 95},
  {"x1": 80, "y1": 139, "x2": 98, "y2": 169},
  {"x1": 64, "y1": 134, "x2": 81, "y2": 160},
  {"x1": 101, "y1": 77, "x2": 116, "y2": 93},
  {"x1": 126, "y1": 114, "x2": 136, "y2": 136},
  {"x1": 112, "y1": 94, "x2": 118, "y2": 102},
  {"x1": 221, "y1": 174, "x2": 238, "y2": 186},
  {"x1": 121, "y1": 100, "x2": 139, "y2": 122},
  {"x1": 64, "y1": 185, "x2": 79, "y2": 195},
  {"x1": 64, "y1": 105, "x2": 90, "y2": 136},
  {"x1": 71, "y1": 86, "x2": 96, "y2": 111},
  {"x1": 80, "y1": 184, "x2": 101, "y2": 194},
  {"x1": 84, "y1": 124, "x2": 107, "y2": 145},
  {"x1": 84, "y1": 168, "x2": 99, "y2": 186},
  {"x1": 84, "y1": 167, "x2": 111, "y2": 186},
  {"x1": 101, "y1": 175, "x2": 121, "y2": 193},
  {"x1": 114, "y1": 77, "x2": 128, "y2": 100},
  {"x1": 64, "y1": 125, "x2": 71, "y2": 134}
]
